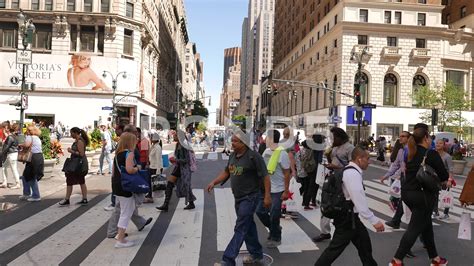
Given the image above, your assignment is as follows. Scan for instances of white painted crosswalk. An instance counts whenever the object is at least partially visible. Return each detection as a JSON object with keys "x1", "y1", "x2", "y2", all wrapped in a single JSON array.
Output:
[{"x1": 1, "y1": 182, "x2": 472, "y2": 265}]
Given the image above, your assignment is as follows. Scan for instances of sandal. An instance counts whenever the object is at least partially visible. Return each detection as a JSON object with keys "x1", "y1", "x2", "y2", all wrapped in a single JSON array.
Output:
[
  {"x1": 76, "y1": 199, "x2": 88, "y2": 205},
  {"x1": 58, "y1": 199, "x2": 70, "y2": 206}
]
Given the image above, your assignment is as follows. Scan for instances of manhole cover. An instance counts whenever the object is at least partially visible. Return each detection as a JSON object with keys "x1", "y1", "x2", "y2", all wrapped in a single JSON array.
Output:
[{"x1": 236, "y1": 252, "x2": 273, "y2": 266}]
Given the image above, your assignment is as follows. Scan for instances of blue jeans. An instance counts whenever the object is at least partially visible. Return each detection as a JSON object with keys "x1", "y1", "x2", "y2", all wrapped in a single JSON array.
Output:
[
  {"x1": 99, "y1": 149, "x2": 112, "y2": 174},
  {"x1": 222, "y1": 193, "x2": 263, "y2": 265},
  {"x1": 256, "y1": 191, "x2": 283, "y2": 241},
  {"x1": 21, "y1": 176, "x2": 40, "y2": 199}
]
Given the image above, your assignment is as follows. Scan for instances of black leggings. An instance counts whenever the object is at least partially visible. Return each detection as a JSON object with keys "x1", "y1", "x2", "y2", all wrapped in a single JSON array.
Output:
[
  {"x1": 394, "y1": 190, "x2": 438, "y2": 260},
  {"x1": 302, "y1": 171, "x2": 318, "y2": 206}
]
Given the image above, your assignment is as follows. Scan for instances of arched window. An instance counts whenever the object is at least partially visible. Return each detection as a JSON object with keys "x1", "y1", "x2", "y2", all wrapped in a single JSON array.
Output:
[
  {"x1": 383, "y1": 73, "x2": 398, "y2": 106},
  {"x1": 354, "y1": 72, "x2": 369, "y2": 104},
  {"x1": 412, "y1": 75, "x2": 427, "y2": 106}
]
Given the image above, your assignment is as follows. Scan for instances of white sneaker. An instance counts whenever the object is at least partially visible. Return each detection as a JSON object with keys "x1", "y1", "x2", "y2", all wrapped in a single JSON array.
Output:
[
  {"x1": 439, "y1": 214, "x2": 449, "y2": 220},
  {"x1": 27, "y1": 197, "x2": 41, "y2": 202},
  {"x1": 115, "y1": 240, "x2": 135, "y2": 248},
  {"x1": 19, "y1": 195, "x2": 30, "y2": 200},
  {"x1": 104, "y1": 205, "x2": 115, "y2": 211}
]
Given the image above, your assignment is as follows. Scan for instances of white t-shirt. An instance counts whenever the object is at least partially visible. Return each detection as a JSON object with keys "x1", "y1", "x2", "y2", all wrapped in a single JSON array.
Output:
[
  {"x1": 262, "y1": 148, "x2": 290, "y2": 193},
  {"x1": 101, "y1": 130, "x2": 112, "y2": 151},
  {"x1": 26, "y1": 135, "x2": 42, "y2": 154}
]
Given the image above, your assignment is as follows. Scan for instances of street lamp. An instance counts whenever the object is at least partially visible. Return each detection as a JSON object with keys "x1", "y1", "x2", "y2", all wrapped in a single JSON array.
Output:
[
  {"x1": 102, "y1": 71, "x2": 127, "y2": 126},
  {"x1": 17, "y1": 9, "x2": 35, "y2": 132},
  {"x1": 350, "y1": 46, "x2": 369, "y2": 145}
]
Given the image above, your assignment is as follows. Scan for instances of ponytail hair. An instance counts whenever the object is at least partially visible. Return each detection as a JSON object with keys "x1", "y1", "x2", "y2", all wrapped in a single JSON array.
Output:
[
  {"x1": 407, "y1": 127, "x2": 429, "y2": 161},
  {"x1": 70, "y1": 127, "x2": 90, "y2": 147}
]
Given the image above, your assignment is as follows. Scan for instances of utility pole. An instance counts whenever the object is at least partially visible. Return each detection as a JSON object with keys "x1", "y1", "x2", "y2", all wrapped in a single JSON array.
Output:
[{"x1": 102, "y1": 71, "x2": 127, "y2": 127}]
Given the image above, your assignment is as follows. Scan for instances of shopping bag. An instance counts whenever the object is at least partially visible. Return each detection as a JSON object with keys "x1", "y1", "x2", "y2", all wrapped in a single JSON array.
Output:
[
  {"x1": 315, "y1": 164, "x2": 326, "y2": 186},
  {"x1": 388, "y1": 179, "x2": 401, "y2": 198},
  {"x1": 151, "y1": 174, "x2": 167, "y2": 191},
  {"x1": 458, "y1": 212, "x2": 472, "y2": 240},
  {"x1": 439, "y1": 189, "x2": 454, "y2": 209},
  {"x1": 402, "y1": 202, "x2": 412, "y2": 224},
  {"x1": 286, "y1": 177, "x2": 302, "y2": 212}
]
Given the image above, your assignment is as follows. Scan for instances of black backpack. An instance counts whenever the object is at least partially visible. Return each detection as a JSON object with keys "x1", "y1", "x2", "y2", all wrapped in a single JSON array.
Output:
[{"x1": 320, "y1": 166, "x2": 357, "y2": 219}]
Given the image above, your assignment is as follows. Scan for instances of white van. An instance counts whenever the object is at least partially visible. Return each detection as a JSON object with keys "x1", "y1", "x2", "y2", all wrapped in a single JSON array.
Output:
[{"x1": 434, "y1": 132, "x2": 456, "y2": 144}]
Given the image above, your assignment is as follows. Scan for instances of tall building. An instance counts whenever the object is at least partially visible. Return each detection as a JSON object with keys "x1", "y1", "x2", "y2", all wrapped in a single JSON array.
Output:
[
  {"x1": 183, "y1": 42, "x2": 197, "y2": 100},
  {"x1": 442, "y1": 0, "x2": 474, "y2": 28},
  {"x1": 223, "y1": 47, "x2": 241, "y2": 85},
  {"x1": 270, "y1": 0, "x2": 474, "y2": 142},
  {"x1": 238, "y1": 17, "x2": 249, "y2": 116},
  {"x1": 219, "y1": 63, "x2": 241, "y2": 126},
  {"x1": 238, "y1": 0, "x2": 274, "y2": 119},
  {"x1": 0, "y1": 0, "x2": 189, "y2": 129}
]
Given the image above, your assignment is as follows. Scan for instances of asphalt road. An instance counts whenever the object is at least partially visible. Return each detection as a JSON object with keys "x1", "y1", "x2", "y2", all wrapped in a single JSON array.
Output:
[{"x1": 0, "y1": 150, "x2": 473, "y2": 266}]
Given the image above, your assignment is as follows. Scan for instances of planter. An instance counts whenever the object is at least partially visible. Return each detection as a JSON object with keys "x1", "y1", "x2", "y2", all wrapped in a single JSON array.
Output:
[
  {"x1": 91, "y1": 153, "x2": 101, "y2": 167},
  {"x1": 452, "y1": 160, "x2": 467, "y2": 175},
  {"x1": 43, "y1": 159, "x2": 57, "y2": 178},
  {"x1": 85, "y1": 151, "x2": 95, "y2": 169}
]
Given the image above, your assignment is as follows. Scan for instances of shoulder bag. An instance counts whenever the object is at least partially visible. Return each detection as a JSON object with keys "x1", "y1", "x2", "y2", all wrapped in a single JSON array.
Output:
[
  {"x1": 18, "y1": 145, "x2": 33, "y2": 163},
  {"x1": 415, "y1": 150, "x2": 441, "y2": 193},
  {"x1": 62, "y1": 157, "x2": 84, "y2": 174},
  {"x1": 116, "y1": 151, "x2": 150, "y2": 194}
]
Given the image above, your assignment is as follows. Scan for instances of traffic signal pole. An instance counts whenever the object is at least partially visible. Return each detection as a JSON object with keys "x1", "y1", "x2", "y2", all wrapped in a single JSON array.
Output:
[{"x1": 355, "y1": 61, "x2": 363, "y2": 146}]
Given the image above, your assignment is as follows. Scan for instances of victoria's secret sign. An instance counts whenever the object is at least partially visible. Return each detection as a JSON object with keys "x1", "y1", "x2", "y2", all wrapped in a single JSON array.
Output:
[{"x1": 7, "y1": 61, "x2": 62, "y2": 79}]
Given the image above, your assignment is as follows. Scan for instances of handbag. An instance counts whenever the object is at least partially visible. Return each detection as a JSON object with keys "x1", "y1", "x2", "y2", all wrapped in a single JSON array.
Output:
[
  {"x1": 151, "y1": 174, "x2": 167, "y2": 191},
  {"x1": 389, "y1": 179, "x2": 401, "y2": 198},
  {"x1": 415, "y1": 150, "x2": 441, "y2": 193},
  {"x1": 62, "y1": 157, "x2": 84, "y2": 174},
  {"x1": 18, "y1": 146, "x2": 33, "y2": 163},
  {"x1": 458, "y1": 211, "x2": 472, "y2": 240},
  {"x1": 439, "y1": 189, "x2": 454, "y2": 209},
  {"x1": 115, "y1": 151, "x2": 150, "y2": 194}
]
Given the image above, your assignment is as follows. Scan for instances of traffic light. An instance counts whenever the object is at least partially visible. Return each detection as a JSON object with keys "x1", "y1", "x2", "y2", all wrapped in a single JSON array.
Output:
[
  {"x1": 267, "y1": 71, "x2": 273, "y2": 94},
  {"x1": 354, "y1": 86, "x2": 361, "y2": 106},
  {"x1": 293, "y1": 90, "x2": 297, "y2": 97}
]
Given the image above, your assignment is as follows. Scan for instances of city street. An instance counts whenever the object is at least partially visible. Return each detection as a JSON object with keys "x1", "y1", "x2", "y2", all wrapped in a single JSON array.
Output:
[{"x1": 1, "y1": 149, "x2": 473, "y2": 266}]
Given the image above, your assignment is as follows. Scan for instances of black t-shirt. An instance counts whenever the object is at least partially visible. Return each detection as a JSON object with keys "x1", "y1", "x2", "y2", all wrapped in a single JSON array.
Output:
[
  {"x1": 226, "y1": 149, "x2": 268, "y2": 199},
  {"x1": 112, "y1": 151, "x2": 133, "y2": 198},
  {"x1": 404, "y1": 145, "x2": 449, "y2": 192}
]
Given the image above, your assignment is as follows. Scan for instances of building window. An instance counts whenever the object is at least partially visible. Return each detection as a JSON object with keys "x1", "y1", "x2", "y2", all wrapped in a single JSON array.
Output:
[
  {"x1": 334, "y1": 15, "x2": 338, "y2": 25},
  {"x1": 45, "y1": 0, "x2": 53, "y2": 10},
  {"x1": 355, "y1": 72, "x2": 369, "y2": 104},
  {"x1": 383, "y1": 73, "x2": 398, "y2": 106},
  {"x1": 418, "y1": 0, "x2": 426, "y2": 3},
  {"x1": 358, "y1": 35, "x2": 368, "y2": 45},
  {"x1": 84, "y1": 0, "x2": 93, "y2": 12},
  {"x1": 67, "y1": 0, "x2": 75, "y2": 11},
  {"x1": 359, "y1": 9, "x2": 368, "y2": 23},
  {"x1": 446, "y1": 14, "x2": 450, "y2": 24},
  {"x1": 0, "y1": 0, "x2": 5, "y2": 8},
  {"x1": 412, "y1": 75, "x2": 427, "y2": 106},
  {"x1": 32, "y1": 24, "x2": 52, "y2": 50},
  {"x1": 31, "y1": 0, "x2": 39, "y2": 10},
  {"x1": 334, "y1": 39, "x2": 337, "y2": 48},
  {"x1": 394, "y1": 11, "x2": 402, "y2": 24},
  {"x1": 416, "y1": 38, "x2": 426, "y2": 48},
  {"x1": 446, "y1": 70, "x2": 465, "y2": 90},
  {"x1": 418, "y1": 13, "x2": 426, "y2": 26},
  {"x1": 98, "y1": 26, "x2": 104, "y2": 53},
  {"x1": 80, "y1": 26, "x2": 95, "y2": 52},
  {"x1": 101, "y1": 0, "x2": 110, "y2": 12},
  {"x1": 123, "y1": 29, "x2": 133, "y2": 56},
  {"x1": 461, "y1": 6, "x2": 467, "y2": 18},
  {"x1": 11, "y1": 0, "x2": 20, "y2": 9},
  {"x1": 70, "y1": 25, "x2": 77, "y2": 51},
  {"x1": 325, "y1": 46, "x2": 328, "y2": 54},
  {"x1": 387, "y1": 37, "x2": 397, "y2": 47},
  {"x1": 317, "y1": 52, "x2": 320, "y2": 60},
  {"x1": 385, "y1": 11, "x2": 391, "y2": 24},
  {"x1": 0, "y1": 23, "x2": 18, "y2": 48},
  {"x1": 126, "y1": 1, "x2": 134, "y2": 18}
]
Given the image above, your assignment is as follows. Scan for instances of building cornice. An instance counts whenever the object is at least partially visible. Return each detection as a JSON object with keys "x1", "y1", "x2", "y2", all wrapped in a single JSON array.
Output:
[{"x1": 343, "y1": 0, "x2": 445, "y2": 12}]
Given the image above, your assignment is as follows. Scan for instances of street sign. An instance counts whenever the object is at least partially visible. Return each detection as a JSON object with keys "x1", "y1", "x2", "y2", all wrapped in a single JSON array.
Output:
[
  {"x1": 10, "y1": 76, "x2": 20, "y2": 85},
  {"x1": 328, "y1": 116, "x2": 342, "y2": 123},
  {"x1": 16, "y1": 49, "x2": 32, "y2": 65},
  {"x1": 21, "y1": 93, "x2": 28, "y2": 110},
  {"x1": 361, "y1": 103, "x2": 377, "y2": 109},
  {"x1": 102, "y1": 106, "x2": 113, "y2": 110}
]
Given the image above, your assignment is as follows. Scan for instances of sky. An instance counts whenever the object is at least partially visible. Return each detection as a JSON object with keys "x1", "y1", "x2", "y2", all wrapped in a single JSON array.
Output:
[{"x1": 184, "y1": 0, "x2": 248, "y2": 126}]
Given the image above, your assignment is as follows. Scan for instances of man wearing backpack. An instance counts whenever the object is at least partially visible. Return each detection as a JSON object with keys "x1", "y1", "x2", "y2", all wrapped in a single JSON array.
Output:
[
  {"x1": 207, "y1": 133, "x2": 271, "y2": 266},
  {"x1": 313, "y1": 127, "x2": 354, "y2": 243},
  {"x1": 315, "y1": 147, "x2": 385, "y2": 266},
  {"x1": 256, "y1": 129, "x2": 290, "y2": 248}
]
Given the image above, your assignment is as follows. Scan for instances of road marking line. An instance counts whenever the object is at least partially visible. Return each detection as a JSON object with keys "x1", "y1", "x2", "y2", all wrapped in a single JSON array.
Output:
[
  {"x1": 277, "y1": 218, "x2": 319, "y2": 253},
  {"x1": 0, "y1": 194, "x2": 97, "y2": 254},
  {"x1": 151, "y1": 189, "x2": 204, "y2": 265},
  {"x1": 195, "y1": 152, "x2": 205, "y2": 160},
  {"x1": 208, "y1": 152, "x2": 218, "y2": 161},
  {"x1": 215, "y1": 188, "x2": 246, "y2": 251},
  {"x1": 9, "y1": 197, "x2": 111, "y2": 266},
  {"x1": 80, "y1": 199, "x2": 164, "y2": 266},
  {"x1": 298, "y1": 208, "x2": 335, "y2": 236}
]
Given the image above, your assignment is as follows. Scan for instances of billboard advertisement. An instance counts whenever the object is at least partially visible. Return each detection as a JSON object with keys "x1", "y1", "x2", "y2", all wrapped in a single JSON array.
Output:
[{"x1": 1, "y1": 52, "x2": 139, "y2": 92}]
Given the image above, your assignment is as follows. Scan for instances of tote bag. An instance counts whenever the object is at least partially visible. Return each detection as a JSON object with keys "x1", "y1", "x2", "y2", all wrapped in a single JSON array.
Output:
[
  {"x1": 18, "y1": 146, "x2": 33, "y2": 163},
  {"x1": 115, "y1": 152, "x2": 150, "y2": 194},
  {"x1": 286, "y1": 177, "x2": 302, "y2": 212}
]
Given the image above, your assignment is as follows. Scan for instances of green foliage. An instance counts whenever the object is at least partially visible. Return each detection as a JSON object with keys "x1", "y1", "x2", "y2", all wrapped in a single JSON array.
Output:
[
  {"x1": 414, "y1": 81, "x2": 471, "y2": 132},
  {"x1": 40, "y1": 128, "x2": 52, "y2": 160},
  {"x1": 89, "y1": 128, "x2": 103, "y2": 150},
  {"x1": 190, "y1": 100, "x2": 209, "y2": 118},
  {"x1": 197, "y1": 120, "x2": 207, "y2": 132},
  {"x1": 452, "y1": 150, "x2": 464, "y2": 160}
]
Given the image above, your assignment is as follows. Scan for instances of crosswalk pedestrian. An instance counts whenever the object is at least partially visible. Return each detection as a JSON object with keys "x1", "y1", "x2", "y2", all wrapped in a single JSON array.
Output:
[{"x1": 1, "y1": 180, "x2": 473, "y2": 265}]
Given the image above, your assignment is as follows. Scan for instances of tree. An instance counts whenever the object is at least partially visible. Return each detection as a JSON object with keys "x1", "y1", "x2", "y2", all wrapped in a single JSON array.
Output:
[
  {"x1": 414, "y1": 81, "x2": 471, "y2": 132},
  {"x1": 197, "y1": 120, "x2": 207, "y2": 132},
  {"x1": 190, "y1": 100, "x2": 209, "y2": 118},
  {"x1": 231, "y1": 115, "x2": 247, "y2": 130}
]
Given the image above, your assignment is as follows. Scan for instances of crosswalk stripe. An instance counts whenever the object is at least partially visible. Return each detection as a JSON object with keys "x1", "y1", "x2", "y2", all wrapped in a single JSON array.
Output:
[
  {"x1": 214, "y1": 188, "x2": 246, "y2": 251},
  {"x1": 298, "y1": 208, "x2": 335, "y2": 236},
  {"x1": 151, "y1": 189, "x2": 204, "y2": 265},
  {"x1": 278, "y1": 217, "x2": 319, "y2": 253},
  {"x1": 195, "y1": 152, "x2": 205, "y2": 160},
  {"x1": 0, "y1": 194, "x2": 98, "y2": 254},
  {"x1": 222, "y1": 153, "x2": 229, "y2": 160},
  {"x1": 9, "y1": 196, "x2": 111, "y2": 266},
  {"x1": 208, "y1": 152, "x2": 218, "y2": 161},
  {"x1": 80, "y1": 199, "x2": 164, "y2": 265}
]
